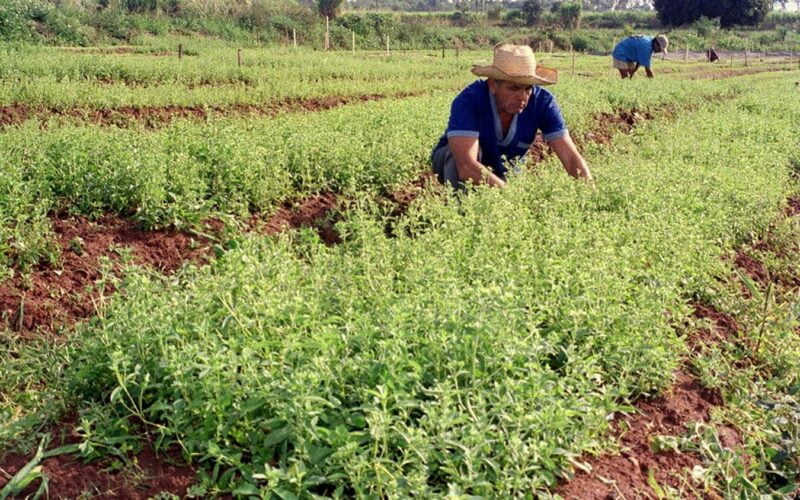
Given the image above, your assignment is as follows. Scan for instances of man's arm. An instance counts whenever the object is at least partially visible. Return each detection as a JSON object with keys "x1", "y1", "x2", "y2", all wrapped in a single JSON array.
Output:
[
  {"x1": 548, "y1": 133, "x2": 592, "y2": 180},
  {"x1": 448, "y1": 136, "x2": 506, "y2": 187}
]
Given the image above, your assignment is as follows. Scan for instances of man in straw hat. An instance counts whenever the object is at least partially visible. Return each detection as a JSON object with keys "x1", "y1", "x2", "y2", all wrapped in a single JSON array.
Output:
[
  {"x1": 431, "y1": 43, "x2": 591, "y2": 190},
  {"x1": 611, "y1": 34, "x2": 669, "y2": 79}
]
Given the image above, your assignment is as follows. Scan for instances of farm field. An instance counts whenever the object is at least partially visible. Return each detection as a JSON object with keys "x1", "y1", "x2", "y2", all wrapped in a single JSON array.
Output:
[{"x1": 1, "y1": 41, "x2": 800, "y2": 498}]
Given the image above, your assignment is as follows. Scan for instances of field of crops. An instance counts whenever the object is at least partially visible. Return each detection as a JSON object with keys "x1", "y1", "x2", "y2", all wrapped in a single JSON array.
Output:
[{"x1": 1, "y1": 42, "x2": 800, "y2": 498}]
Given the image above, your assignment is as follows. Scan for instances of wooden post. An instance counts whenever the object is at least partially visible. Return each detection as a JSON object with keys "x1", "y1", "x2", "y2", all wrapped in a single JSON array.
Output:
[
  {"x1": 237, "y1": 48, "x2": 242, "y2": 67},
  {"x1": 293, "y1": 28, "x2": 297, "y2": 48},
  {"x1": 325, "y1": 16, "x2": 330, "y2": 51},
  {"x1": 385, "y1": 35, "x2": 390, "y2": 56},
  {"x1": 351, "y1": 30, "x2": 355, "y2": 54},
  {"x1": 730, "y1": 52, "x2": 734, "y2": 68},
  {"x1": 684, "y1": 45, "x2": 688, "y2": 62},
  {"x1": 549, "y1": 40, "x2": 553, "y2": 54},
  {"x1": 571, "y1": 44, "x2": 575, "y2": 75},
  {"x1": 442, "y1": 41, "x2": 445, "y2": 59},
  {"x1": 745, "y1": 44, "x2": 749, "y2": 67},
  {"x1": 178, "y1": 43, "x2": 183, "y2": 59}
]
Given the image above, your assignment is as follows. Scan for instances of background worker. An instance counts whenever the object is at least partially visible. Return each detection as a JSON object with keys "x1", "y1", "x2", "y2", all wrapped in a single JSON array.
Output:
[
  {"x1": 431, "y1": 44, "x2": 592, "y2": 190},
  {"x1": 611, "y1": 34, "x2": 669, "y2": 79}
]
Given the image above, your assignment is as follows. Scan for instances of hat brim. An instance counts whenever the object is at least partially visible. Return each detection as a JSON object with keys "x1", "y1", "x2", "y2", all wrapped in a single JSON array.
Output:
[{"x1": 471, "y1": 64, "x2": 558, "y2": 86}]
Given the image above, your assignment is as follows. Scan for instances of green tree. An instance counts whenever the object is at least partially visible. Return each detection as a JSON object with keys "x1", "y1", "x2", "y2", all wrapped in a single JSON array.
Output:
[
  {"x1": 317, "y1": 0, "x2": 344, "y2": 19},
  {"x1": 521, "y1": 0, "x2": 543, "y2": 26},
  {"x1": 654, "y1": 0, "x2": 770, "y2": 28},
  {"x1": 715, "y1": 0, "x2": 770, "y2": 28},
  {"x1": 557, "y1": 1, "x2": 581, "y2": 29}
]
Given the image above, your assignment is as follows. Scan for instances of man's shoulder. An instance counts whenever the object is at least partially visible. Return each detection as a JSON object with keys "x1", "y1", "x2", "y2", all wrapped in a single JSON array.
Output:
[
  {"x1": 531, "y1": 86, "x2": 557, "y2": 106},
  {"x1": 458, "y1": 79, "x2": 488, "y2": 97}
]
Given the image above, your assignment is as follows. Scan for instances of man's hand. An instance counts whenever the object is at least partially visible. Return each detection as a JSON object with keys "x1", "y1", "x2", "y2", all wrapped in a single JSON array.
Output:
[
  {"x1": 548, "y1": 133, "x2": 593, "y2": 181},
  {"x1": 448, "y1": 136, "x2": 506, "y2": 187}
]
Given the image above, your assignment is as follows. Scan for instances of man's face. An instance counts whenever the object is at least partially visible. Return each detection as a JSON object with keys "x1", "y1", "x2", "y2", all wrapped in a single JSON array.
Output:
[{"x1": 489, "y1": 79, "x2": 533, "y2": 116}]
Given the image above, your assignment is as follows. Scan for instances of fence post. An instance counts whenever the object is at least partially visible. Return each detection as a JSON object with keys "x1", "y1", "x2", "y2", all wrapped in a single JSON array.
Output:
[
  {"x1": 442, "y1": 41, "x2": 445, "y2": 59},
  {"x1": 325, "y1": 16, "x2": 330, "y2": 51},
  {"x1": 385, "y1": 35, "x2": 390, "y2": 56},
  {"x1": 745, "y1": 44, "x2": 749, "y2": 67},
  {"x1": 237, "y1": 48, "x2": 242, "y2": 67},
  {"x1": 730, "y1": 52, "x2": 734, "y2": 68},
  {"x1": 293, "y1": 28, "x2": 297, "y2": 48},
  {"x1": 571, "y1": 44, "x2": 575, "y2": 75},
  {"x1": 684, "y1": 45, "x2": 688, "y2": 62},
  {"x1": 178, "y1": 43, "x2": 183, "y2": 59},
  {"x1": 352, "y1": 30, "x2": 355, "y2": 54}
]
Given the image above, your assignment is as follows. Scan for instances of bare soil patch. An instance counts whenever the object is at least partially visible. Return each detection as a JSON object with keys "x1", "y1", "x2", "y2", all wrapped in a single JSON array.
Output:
[
  {"x1": 734, "y1": 251, "x2": 769, "y2": 285},
  {"x1": 785, "y1": 196, "x2": 800, "y2": 217},
  {"x1": 0, "y1": 215, "x2": 213, "y2": 335},
  {"x1": 1, "y1": 440, "x2": 194, "y2": 499},
  {"x1": 0, "y1": 104, "x2": 29, "y2": 128},
  {"x1": 691, "y1": 302, "x2": 740, "y2": 343},
  {"x1": 583, "y1": 109, "x2": 655, "y2": 146},
  {"x1": 254, "y1": 192, "x2": 343, "y2": 246},
  {"x1": 556, "y1": 372, "x2": 724, "y2": 499}
]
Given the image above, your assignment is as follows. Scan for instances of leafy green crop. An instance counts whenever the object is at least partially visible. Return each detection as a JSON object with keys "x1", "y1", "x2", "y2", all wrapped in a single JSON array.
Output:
[{"x1": 56, "y1": 72, "x2": 800, "y2": 496}]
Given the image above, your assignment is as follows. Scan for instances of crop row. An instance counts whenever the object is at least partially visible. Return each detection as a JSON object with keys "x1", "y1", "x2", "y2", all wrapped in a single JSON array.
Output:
[
  {"x1": 0, "y1": 45, "x2": 780, "y2": 109},
  {"x1": 53, "y1": 73, "x2": 800, "y2": 496},
  {"x1": 0, "y1": 72, "x2": 764, "y2": 277}
]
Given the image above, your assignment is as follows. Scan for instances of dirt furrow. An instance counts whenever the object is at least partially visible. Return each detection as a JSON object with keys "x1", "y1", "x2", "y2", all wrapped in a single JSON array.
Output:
[{"x1": 0, "y1": 92, "x2": 420, "y2": 130}]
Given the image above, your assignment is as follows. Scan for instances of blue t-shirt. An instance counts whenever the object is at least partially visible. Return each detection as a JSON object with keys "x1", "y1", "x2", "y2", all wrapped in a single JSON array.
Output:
[
  {"x1": 612, "y1": 35, "x2": 654, "y2": 68},
  {"x1": 434, "y1": 80, "x2": 567, "y2": 178}
]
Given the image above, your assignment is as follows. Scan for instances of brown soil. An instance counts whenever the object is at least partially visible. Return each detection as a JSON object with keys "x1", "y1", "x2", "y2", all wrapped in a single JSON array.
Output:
[
  {"x1": 734, "y1": 251, "x2": 769, "y2": 284},
  {"x1": 254, "y1": 192, "x2": 343, "y2": 246},
  {"x1": 1, "y1": 439, "x2": 195, "y2": 499},
  {"x1": 0, "y1": 92, "x2": 419, "y2": 129},
  {"x1": 555, "y1": 371, "x2": 725, "y2": 499},
  {"x1": 0, "y1": 104, "x2": 29, "y2": 128},
  {"x1": 687, "y1": 303, "x2": 739, "y2": 348},
  {"x1": 584, "y1": 109, "x2": 654, "y2": 146},
  {"x1": 528, "y1": 108, "x2": 656, "y2": 164},
  {"x1": 0, "y1": 215, "x2": 213, "y2": 335},
  {"x1": 785, "y1": 196, "x2": 800, "y2": 217}
]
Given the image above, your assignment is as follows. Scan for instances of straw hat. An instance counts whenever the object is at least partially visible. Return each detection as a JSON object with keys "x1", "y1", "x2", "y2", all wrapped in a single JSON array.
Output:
[{"x1": 472, "y1": 44, "x2": 558, "y2": 86}]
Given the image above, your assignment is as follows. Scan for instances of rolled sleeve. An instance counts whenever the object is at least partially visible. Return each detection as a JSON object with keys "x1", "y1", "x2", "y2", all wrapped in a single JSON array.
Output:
[
  {"x1": 447, "y1": 130, "x2": 480, "y2": 138},
  {"x1": 543, "y1": 129, "x2": 568, "y2": 142}
]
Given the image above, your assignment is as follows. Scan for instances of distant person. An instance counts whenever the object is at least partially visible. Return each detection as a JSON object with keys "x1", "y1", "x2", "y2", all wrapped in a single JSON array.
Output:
[
  {"x1": 611, "y1": 35, "x2": 669, "y2": 79},
  {"x1": 431, "y1": 44, "x2": 592, "y2": 190},
  {"x1": 706, "y1": 46, "x2": 719, "y2": 63}
]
